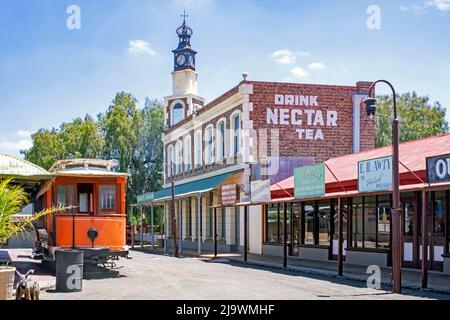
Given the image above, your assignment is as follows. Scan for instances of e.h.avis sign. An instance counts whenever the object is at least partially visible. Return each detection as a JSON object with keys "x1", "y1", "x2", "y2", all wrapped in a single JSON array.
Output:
[
  {"x1": 266, "y1": 94, "x2": 338, "y2": 141},
  {"x1": 221, "y1": 184, "x2": 237, "y2": 206},
  {"x1": 358, "y1": 156, "x2": 393, "y2": 193},
  {"x1": 427, "y1": 154, "x2": 450, "y2": 184},
  {"x1": 294, "y1": 163, "x2": 325, "y2": 199}
]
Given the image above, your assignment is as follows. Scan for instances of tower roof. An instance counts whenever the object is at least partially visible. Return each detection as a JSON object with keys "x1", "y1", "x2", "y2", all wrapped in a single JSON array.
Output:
[{"x1": 175, "y1": 11, "x2": 193, "y2": 49}]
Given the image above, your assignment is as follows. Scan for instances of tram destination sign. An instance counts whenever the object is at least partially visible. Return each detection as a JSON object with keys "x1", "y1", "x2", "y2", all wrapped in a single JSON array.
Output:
[
  {"x1": 358, "y1": 156, "x2": 393, "y2": 193},
  {"x1": 294, "y1": 163, "x2": 325, "y2": 199},
  {"x1": 427, "y1": 154, "x2": 450, "y2": 184}
]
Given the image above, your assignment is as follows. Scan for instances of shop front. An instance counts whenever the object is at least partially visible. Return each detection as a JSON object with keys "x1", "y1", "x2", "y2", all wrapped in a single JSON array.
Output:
[{"x1": 265, "y1": 133, "x2": 450, "y2": 274}]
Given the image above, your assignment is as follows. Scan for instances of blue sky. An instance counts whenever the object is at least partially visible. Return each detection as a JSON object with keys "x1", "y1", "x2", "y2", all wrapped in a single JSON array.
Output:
[{"x1": 1, "y1": 0, "x2": 449, "y2": 156}]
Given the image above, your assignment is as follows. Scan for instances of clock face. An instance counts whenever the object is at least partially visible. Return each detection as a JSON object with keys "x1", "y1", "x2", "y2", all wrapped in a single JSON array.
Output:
[
  {"x1": 176, "y1": 54, "x2": 186, "y2": 66},
  {"x1": 188, "y1": 55, "x2": 194, "y2": 67}
]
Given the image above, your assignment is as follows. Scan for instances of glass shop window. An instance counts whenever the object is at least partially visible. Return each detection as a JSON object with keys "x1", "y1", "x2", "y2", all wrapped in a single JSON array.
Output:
[
  {"x1": 266, "y1": 204, "x2": 279, "y2": 243},
  {"x1": 318, "y1": 201, "x2": 331, "y2": 246},
  {"x1": 352, "y1": 197, "x2": 363, "y2": 248},
  {"x1": 304, "y1": 203, "x2": 315, "y2": 245},
  {"x1": 99, "y1": 185, "x2": 116, "y2": 211},
  {"x1": 434, "y1": 191, "x2": 446, "y2": 237},
  {"x1": 364, "y1": 196, "x2": 377, "y2": 249},
  {"x1": 377, "y1": 195, "x2": 391, "y2": 249}
]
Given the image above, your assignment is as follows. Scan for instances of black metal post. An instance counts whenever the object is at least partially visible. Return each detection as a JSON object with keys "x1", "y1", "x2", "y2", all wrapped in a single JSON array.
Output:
[
  {"x1": 72, "y1": 206, "x2": 76, "y2": 249},
  {"x1": 421, "y1": 191, "x2": 428, "y2": 289},
  {"x1": 338, "y1": 197, "x2": 344, "y2": 276},
  {"x1": 283, "y1": 202, "x2": 288, "y2": 268},
  {"x1": 140, "y1": 206, "x2": 144, "y2": 249},
  {"x1": 214, "y1": 207, "x2": 218, "y2": 258},
  {"x1": 172, "y1": 180, "x2": 178, "y2": 258},
  {"x1": 367, "y1": 80, "x2": 402, "y2": 294},
  {"x1": 244, "y1": 205, "x2": 248, "y2": 262}
]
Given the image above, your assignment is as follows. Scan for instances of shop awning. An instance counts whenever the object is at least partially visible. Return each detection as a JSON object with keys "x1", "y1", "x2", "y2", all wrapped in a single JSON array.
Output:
[{"x1": 136, "y1": 170, "x2": 242, "y2": 206}]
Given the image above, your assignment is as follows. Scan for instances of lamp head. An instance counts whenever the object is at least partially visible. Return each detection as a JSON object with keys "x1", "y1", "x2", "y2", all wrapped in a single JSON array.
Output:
[{"x1": 361, "y1": 97, "x2": 377, "y2": 118}]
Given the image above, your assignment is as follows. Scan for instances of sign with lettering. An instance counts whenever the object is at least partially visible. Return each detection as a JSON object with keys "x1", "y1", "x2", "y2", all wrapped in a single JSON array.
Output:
[
  {"x1": 294, "y1": 163, "x2": 325, "y2": 199},
  {"x1": 251, "y1": 180, "x2": 271, "y2": 203},
  {"x1": 358, "y1": 156, "x2": 393, "y2": 193},
  {"x1": 221, "y1": 184, "x2": 237, "y2": 206},
  {"x1": 427, "y1": 154, "x2": 450, "y2": 184},
  {"x1": 266, "y1": 94, "x2": 338, "y2": 141}
]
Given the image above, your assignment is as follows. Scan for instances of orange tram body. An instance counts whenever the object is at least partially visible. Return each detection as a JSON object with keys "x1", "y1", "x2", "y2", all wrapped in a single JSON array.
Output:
[{"x1": 34, "y1": 159, "x2": 129, "y2": 264}]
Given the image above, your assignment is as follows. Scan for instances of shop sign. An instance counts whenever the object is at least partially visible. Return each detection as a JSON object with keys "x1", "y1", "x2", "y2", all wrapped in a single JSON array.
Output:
[
  {"x1": 251, "y1": 180, "x2": 271, "y2": 203},
  {"x1": 427, "y1": 154, "x2": 450, "y2": 184},
  {"x1": 221, "y1": 184, "x2": 237, "y2": 205},
  {"x1": 137, "y1": 193, "x2": 154, "y2": 204},
  {"x1": 358, "y1": 156, "x2": 392, "y2": 193},
  {"x1": 294, "y1": 163, "x2": 325, "y2": 199}
]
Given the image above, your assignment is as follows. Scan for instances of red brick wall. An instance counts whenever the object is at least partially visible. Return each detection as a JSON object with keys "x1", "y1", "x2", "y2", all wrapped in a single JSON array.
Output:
[{"x1": 248, "y1": 81, "x2": 375, "y2": 163}]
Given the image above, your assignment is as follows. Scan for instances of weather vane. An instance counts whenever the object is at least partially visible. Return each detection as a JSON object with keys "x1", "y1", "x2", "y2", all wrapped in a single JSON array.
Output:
[{"x1": 181, "y1": 10, "x2": 188, "y2": 22}]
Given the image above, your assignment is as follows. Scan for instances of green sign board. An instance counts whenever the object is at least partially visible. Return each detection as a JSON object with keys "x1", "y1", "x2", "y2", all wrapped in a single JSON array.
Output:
[{"x1": 294, "y1": 163, "x2": 325, "y2": 199}]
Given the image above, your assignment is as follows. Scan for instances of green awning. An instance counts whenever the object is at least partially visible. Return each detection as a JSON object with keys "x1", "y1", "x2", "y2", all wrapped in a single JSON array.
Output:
[{"x1": 136, "y1": 170, "x2": 241, "y2": 205}]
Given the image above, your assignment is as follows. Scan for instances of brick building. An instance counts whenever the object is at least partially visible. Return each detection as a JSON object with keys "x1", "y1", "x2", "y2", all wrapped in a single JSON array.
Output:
[{"x1": 136, "y1": 17, "x2": 375, "y2": 255}]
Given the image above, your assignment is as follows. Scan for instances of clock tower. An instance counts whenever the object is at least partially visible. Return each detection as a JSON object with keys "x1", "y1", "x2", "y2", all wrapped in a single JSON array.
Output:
[
  {"x1": 165, "y1": 12, "x2": 205, "y2": 129},
  {"x1": 171, "y1": 12, "x2": 199, "y2": 97}
]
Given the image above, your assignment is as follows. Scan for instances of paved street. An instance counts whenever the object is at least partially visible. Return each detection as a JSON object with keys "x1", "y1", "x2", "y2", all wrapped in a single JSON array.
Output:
[{"x1": 36, "y1": 250, "x2": 449, "y2": 300}]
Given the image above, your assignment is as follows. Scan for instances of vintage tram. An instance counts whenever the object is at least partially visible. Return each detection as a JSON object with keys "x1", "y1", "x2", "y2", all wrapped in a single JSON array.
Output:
[{"x1": 34, "y1": 159, "x2": 129, "y2": 265}]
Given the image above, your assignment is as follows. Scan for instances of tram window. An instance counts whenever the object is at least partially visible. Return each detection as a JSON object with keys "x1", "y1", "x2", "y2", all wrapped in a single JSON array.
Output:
[
  {"x1": 100, "y1": 185, "x2": 116, "y2": 211},
  {"x1": 78, "y1": 183, "x2": 94, "y2": 213},
  {"x1": 57, "y1": 185, "x2": 75, "y2": 211}
]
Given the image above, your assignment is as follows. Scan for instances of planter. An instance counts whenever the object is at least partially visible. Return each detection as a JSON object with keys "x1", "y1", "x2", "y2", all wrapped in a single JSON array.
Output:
[{"x1": 0, "y1": 267, "x2": 16, "y2": 300}]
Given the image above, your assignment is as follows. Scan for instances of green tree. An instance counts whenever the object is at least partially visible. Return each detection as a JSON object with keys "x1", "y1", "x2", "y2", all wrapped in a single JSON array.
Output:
[
  {"x1": 22, "y1": 115, "x2": 105, "y2": 170},
  {"x1": 375, "y1": 92, "x2": 449, "y2": 147},
  {"x1": 22, "y1": 129, "x2": 66, "y2": 170},
  {"x1": 60, "y1": 115, "x2": 105, "y2": 159}
]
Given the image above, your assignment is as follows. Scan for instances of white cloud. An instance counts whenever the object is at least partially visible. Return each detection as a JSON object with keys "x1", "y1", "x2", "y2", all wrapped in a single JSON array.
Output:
[
  {"x1": 307, "y1": 62, "x2": 326, "y2": 70},
  {"x1": 271, "y1": 50, "x2": 297, "y2": 64},
  {"x1": 0, "y1": 140, "x2": 32, "y2": 152},
  {"x1": 400, "y1": 0, "x2": 450, "y2": 13},
  {"x1": 128, "y1": 40, "x2": 156, "y2": 56},
  {"x1": 297, "y1": 51, "x2": 311, "y2": 57},
  {"x1": 290, "y1": 66, "x2": 309, "y2": 78},
  {"x1": 16, "y1": 130, "x2": 31, "y2": 138},
  {"x1": 427, "y1": 0, "x2": 450, "y2": 11},
  {"x1": 341, "y1": 66, "x2": 349, "y2": 72}
]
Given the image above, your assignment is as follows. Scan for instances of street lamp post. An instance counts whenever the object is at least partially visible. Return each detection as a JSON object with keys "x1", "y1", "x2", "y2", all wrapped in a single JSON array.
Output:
[{"x1": 362, "y1": 80, "x2": 402, "y2": 294}]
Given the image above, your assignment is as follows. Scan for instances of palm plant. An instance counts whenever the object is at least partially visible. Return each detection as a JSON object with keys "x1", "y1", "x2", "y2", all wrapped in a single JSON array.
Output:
[{"x1": 0, "y1": 178, "x2": 64, "y2": 248}]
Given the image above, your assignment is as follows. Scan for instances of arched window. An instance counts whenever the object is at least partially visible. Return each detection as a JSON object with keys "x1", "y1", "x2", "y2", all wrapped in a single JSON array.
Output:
[
  {"x1": 167, "y1": 145, "x2": 174, "y2": 177},
  {"x1": 230, "y1": 112, "x2": 241, "y2": 157},
  {"x1": 204, "y1": 125, "x2": 214, "y2": 165},
  {"x1": 216, "y1": 119, "x2": 226, "y2": 162},
  {"x1": 184, "y1": 135, "x2": 192, "y2": 172},
  {"x1": 171, "y1": 102, "x2": 185, "y2": 126},
  {"x1": 175, "y1": 140, "x2": 183, "y2": 175},
  {"x1": 194, "y1": 130, "x2": 202, "y2": 169}
]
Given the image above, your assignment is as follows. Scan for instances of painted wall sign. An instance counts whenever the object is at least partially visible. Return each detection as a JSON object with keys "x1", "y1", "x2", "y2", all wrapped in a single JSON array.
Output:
[
  {"x1": 427, "y1": 154, "x2": 450, "y2": 184},
  {"x1": 221, "y1": 184, "x2": 237, "y2": 205},
  {"x1": 251, "y1": 180, "x2": 271, "y2": 203},
  {"x1": 294, "y1": 163, "x2": 325, "y2": 199},
  {"x1": 266, "y1": 94, "x2": 338, "y2": 141},
  {"x1": 358, "y1": 156, "x2": 393, "y2": 193}
]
